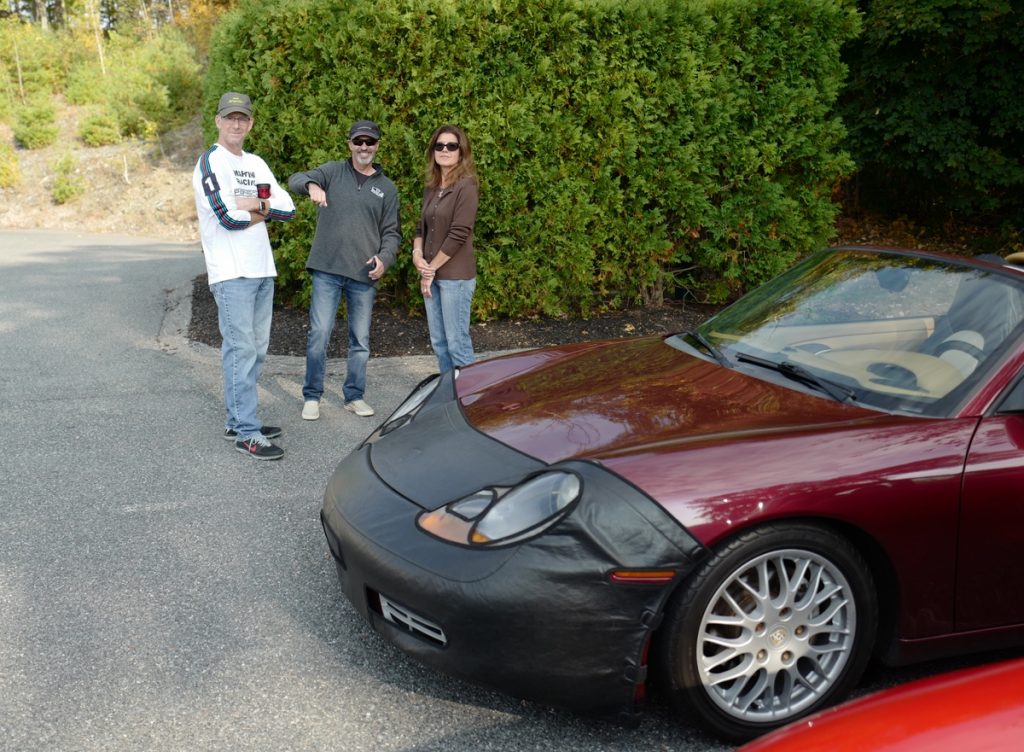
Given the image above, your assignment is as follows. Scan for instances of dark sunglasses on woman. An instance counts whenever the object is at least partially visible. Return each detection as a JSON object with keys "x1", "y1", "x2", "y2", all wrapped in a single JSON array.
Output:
[{"x1": 433, "y1": 141, "x2": 460, "y2": 152}]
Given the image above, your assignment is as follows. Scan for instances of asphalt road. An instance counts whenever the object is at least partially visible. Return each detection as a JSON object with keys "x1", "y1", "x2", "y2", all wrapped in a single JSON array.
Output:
[
  {"x1": 3, "y1": 230, "x2": 1014, "y2": 752},
  {"x1": 0, "y1": 230, "x2": 734, "y2": 752}
]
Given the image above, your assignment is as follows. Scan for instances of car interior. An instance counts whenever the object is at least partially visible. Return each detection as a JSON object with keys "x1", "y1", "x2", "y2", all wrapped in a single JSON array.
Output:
[{"x1": 710, "y1": 255, "x2": 1024, "y2": 403}]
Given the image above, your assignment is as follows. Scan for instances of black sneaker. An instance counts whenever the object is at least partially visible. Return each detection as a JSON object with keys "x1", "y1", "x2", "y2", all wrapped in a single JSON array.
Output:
[
  {"x1": 224, "y1": 425, "x2": 282, "y2": 441},
  {"x1": 234, "y1": 434, "x2": 285, "y2": 461}
]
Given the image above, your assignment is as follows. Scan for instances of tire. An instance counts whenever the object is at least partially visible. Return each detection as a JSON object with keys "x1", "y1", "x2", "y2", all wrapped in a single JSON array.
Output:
[{"x1": 657, "y1": 523, "x2": 878, "y2": 743}]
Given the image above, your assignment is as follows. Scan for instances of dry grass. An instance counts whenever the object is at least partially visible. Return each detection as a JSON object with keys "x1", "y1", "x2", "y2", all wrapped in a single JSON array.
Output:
[{"x1": 0, "y1": 107, "x2": 201, "y2": 242}]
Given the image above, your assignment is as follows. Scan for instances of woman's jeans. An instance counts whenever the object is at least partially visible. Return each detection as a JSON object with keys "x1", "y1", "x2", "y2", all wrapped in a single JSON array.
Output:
[
  {"x1": 424, "y1": 277, "x2": 476, "y2": 373},
  {"x1": 303, "y1": 270, "x2": 376, "y2": 403},
  {"x1": 210, "y1": 276, "x2": 274, "y2": 439}
]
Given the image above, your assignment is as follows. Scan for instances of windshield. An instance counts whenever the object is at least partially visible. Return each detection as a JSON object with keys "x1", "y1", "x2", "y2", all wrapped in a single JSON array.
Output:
[{"x1": 690, "y1": 248, "x2": 1024, "y2": 416}]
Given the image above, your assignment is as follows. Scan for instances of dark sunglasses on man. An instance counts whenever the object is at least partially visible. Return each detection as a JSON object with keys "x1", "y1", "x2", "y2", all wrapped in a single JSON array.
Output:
[
  {"x1": 433, "y1": 141, "x2": 460, "y2": 152},
  {"x1": 352, "y1": 137, "x2": 378, "y2": 147}
]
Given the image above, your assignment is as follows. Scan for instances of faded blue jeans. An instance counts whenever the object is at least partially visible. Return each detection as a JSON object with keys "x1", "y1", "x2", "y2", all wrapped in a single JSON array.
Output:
[
  {"x1": 424, "y1": 277, "x2": 476, "y2": 373},
  {"x1": 210, "y1": 276, "x2": 274, "y2": 439},
  {"x1": 303, "y1": 270, "x2": 376, "y2": 403}
]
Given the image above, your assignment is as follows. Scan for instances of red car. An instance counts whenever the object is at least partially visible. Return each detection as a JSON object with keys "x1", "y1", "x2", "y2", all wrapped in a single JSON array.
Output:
[
  {"x1": 739, "y1": 657, "x2": 1024, "y2": 751},
  {"x1": 320, "y1": 246, "x2": 1024, "y2": 742}
]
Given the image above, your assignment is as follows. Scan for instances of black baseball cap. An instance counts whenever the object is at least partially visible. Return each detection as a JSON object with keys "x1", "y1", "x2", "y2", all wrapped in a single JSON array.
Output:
[{"x1": 349, "y1": 120, "x2": 381, "y2": 140}]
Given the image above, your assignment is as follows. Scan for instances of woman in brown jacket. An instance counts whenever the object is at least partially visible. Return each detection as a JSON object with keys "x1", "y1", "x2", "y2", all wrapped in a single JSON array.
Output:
[{"x1": 412, "y1": 125, "x2": 480, "y2": 372}]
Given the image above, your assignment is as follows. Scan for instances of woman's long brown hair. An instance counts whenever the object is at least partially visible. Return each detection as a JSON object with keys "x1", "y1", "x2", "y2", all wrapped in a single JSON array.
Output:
[{"x1": 424, "y1": 124, "x2": 478, "y2": 189}]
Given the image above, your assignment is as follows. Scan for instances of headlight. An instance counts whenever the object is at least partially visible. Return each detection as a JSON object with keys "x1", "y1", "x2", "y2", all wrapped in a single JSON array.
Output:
[
  {"x1": 417, "y1": 471, "x2": 582, "y2": 547},
  {"x1": 379, "y1": 375, "x2": 440, "y2": 436}
]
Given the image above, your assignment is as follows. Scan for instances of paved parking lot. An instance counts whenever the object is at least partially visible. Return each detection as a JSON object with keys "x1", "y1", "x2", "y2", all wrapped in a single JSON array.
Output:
[
  {"x1": 0, "y1": 230, "x2": 734, "y2": 752},
  {"x1": 6, "y1": 229, "x2": 1008, "y2": 752}
]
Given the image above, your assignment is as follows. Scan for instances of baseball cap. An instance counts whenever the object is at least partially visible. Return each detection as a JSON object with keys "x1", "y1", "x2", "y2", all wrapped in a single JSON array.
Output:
[
  {"x1": 218, "y1": 92, "x2": 252, "y2": 117},
  {"x1": 349, "y1": 120, "x2": 381, "y2": 140}
]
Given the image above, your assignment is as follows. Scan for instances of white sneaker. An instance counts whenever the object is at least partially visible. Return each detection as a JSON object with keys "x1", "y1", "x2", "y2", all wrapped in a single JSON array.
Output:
[
  {"x1": 301, "y1": 400, "x2": 320, "y2": 420},
  {"x1": 344, "y1": 399, "x2": 375, "y2": 417}
]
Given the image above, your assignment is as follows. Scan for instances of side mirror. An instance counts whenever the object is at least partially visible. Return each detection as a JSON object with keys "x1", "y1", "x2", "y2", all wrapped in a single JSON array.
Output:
[{"x1": 995, "y1": 374, "x2": 1024, "y2": 414}]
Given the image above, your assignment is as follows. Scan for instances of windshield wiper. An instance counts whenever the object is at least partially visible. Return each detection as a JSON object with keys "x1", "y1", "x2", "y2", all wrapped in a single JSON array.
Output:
[
  {"x1": 735, "y1": 353, "x2": 856, "y2": 403},
  {"x1": 684, "y1": 331, "x2": 728, "y2": 366}
]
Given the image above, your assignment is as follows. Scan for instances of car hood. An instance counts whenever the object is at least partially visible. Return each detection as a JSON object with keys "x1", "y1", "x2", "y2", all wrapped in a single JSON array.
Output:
[{"x1": 459, "y1": 335, "x2": 878, "y2": 464}]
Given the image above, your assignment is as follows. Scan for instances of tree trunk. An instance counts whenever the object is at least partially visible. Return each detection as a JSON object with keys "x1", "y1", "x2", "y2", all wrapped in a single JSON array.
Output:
[{"x1": 32, "y1": 0, "x2": 49, "y2": 28}]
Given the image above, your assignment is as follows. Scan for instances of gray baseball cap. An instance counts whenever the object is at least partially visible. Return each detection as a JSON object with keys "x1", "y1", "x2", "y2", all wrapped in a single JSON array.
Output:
[{"x1": 217, "y1": 92, "x2": 252, "y2": 117}]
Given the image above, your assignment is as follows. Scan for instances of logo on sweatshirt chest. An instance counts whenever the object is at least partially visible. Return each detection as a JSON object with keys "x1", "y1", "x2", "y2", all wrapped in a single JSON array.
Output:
[{"x1": 370, "y1": 186, "x2": 385, "y2": 199}]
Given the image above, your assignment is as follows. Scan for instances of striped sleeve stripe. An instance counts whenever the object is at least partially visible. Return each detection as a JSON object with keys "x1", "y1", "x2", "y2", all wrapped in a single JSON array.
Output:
[
  {"x1": 266, "y1": 207, "x2": 296, "y2": 222},
  {"x1": 198, "y1": 146, "x2": 250, "y2": 230}
]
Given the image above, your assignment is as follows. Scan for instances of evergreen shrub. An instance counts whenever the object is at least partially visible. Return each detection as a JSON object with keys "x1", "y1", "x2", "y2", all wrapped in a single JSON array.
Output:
[
  {"x1": 0, "y1": 19, "x2": 67, "y2": 100},
  {"x1": 0, "y1": 142, "x2": 20, "y2": 187},
  {"x1": 13, "y1": 100, "x2": 59, "y2": 149},
  {"x1": 51, "y1": 153, "x2": 85, "y2": 204},
  {"x1": 841, "y1": 0, "x2": 1024, "y2": 225},
  {"x1": 105, "y1": 29, "x2": 204, "y2": 137},
  {"x1": 0, "y1": 76, "x2": 14, "y2": 123},
  {"x1": 206, "y1": 0, "x2": 858, "y2": 316},
  {"x1": 78, "y1": 110, "x2": 122, "y2": 146},
  {"x1": 66, "y1": 28, "x2": 202, "y2": 138},
  {"x1": 65, "y1": 65, "x2": 108, "y2": 107}
]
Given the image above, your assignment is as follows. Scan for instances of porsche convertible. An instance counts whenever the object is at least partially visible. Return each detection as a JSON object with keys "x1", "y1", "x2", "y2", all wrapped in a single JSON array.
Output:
[{"x1": 320, "y1": 246, "x2": 1024, "y2": 742}]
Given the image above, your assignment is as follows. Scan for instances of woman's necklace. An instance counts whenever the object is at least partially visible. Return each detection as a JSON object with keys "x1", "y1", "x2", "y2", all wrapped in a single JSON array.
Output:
[{"x1": 439, "y1": 168, "x2": 454, "y2": 197}]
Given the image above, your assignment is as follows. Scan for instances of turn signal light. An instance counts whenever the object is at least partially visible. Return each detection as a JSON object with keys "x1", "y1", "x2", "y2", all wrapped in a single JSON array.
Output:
[{"x1": 609, "y1": 569, "x2": 677, "y2": 584}]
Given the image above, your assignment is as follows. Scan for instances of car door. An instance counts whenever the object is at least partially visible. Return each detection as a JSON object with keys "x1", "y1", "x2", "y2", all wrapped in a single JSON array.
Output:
[{"x1": 956, "y1": 377, "x2": 1024, "y2": 630}]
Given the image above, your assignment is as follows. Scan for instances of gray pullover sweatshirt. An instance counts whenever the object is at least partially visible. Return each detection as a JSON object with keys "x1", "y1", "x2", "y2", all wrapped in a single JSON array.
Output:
[{"x1": 287, "y1": 159, "x2": 401, "y2": 283}]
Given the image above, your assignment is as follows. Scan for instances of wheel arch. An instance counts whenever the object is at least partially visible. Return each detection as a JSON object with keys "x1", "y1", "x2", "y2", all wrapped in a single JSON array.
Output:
[
  {"x1": 647, "y1": 515, "x2": 899, "y2": 740},
  {"x1": 811, "y1": 517, "x2": 901, "y2": 662},
  {"x1": 656, "y1": 515, "x2": 901, "y2": 658}
]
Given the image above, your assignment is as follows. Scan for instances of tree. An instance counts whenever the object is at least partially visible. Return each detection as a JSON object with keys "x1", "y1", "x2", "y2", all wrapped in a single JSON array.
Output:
[{"x1": 841, "y1": 0, "x2": 1024, "y2": 224}]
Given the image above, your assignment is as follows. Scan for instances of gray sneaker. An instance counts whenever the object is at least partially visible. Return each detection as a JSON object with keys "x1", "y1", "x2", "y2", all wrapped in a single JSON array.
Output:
[
  {"x1": 343, "y1": 399, "x2": 374, "y2": 417},
  {"x1": 301, "y1": 400, "x2": 320, "y2": 420}
]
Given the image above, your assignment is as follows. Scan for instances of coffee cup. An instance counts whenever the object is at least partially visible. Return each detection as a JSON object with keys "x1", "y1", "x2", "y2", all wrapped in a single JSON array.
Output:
[{"x1": 256, "y1": 183, "x2": 271, "y2": 199}]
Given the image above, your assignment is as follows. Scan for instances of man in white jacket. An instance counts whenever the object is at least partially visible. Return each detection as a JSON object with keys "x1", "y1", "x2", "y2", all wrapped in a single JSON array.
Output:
[{"x1": 192, "y1": 91, "x2": 295, "y2": 460}]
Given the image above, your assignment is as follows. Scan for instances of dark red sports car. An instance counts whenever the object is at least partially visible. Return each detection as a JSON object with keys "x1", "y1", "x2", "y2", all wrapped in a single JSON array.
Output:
[{"x1": 320, "y1": 246, "x2": 1024, "y2": 742}]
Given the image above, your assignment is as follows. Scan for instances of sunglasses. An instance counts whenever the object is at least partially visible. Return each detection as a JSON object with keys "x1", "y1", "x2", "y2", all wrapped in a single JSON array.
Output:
[
  {"x1": 433, "y1": 141, "x2": 460, "y2": 152},
  {"x1": 351, "y1": 137, "x2": 378, "y2": 146}
]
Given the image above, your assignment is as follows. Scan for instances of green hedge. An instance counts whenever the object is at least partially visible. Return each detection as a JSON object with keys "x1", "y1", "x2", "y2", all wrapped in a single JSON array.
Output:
[
  {"x1": 206, "y1": 0, "x2": 858, "y2": 316},
  {"x1": 840, "y1": 0, "x2": 1024, "y2": 225}
]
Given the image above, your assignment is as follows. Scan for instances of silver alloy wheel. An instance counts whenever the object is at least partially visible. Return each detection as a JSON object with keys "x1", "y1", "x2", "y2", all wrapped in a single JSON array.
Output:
[{"x1": 697, "y1": 547, "x2": 857, "y2": 723}]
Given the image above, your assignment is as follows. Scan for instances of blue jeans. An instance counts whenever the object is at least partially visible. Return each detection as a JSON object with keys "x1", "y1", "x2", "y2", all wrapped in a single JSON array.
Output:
[
  {"x1": 424, "y1": 277, "x2": 476, "y2": 372},
  {"x1": 303, "y1": 270, "x2": 376, "y2": 403},
  {"x1": 210, "y1": 276, "x2": 274, "y2": 439}
]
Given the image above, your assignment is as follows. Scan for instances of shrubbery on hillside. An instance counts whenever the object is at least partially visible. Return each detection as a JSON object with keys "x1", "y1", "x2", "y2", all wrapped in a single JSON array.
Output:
[
  {"x1": 1, "y1": 20, "x2": 202, "y2": 141},
  {"x1": 0, "y1": 142, "x2": 20, "y2": 187}
]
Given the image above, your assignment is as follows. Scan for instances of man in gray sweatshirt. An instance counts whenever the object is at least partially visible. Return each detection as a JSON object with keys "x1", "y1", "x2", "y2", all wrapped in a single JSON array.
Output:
[{"x1": 288, "y1": 120, "x2": 401, "y2": 420}]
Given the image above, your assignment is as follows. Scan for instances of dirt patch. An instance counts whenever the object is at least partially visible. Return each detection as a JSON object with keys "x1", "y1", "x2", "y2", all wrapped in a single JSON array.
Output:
[
  {"x1": 187, "y1": 272, "x2": 719, "y2": 358},
  {"x1": 0, "y1": 108, "x2": 201, "y2": 242}
]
